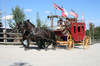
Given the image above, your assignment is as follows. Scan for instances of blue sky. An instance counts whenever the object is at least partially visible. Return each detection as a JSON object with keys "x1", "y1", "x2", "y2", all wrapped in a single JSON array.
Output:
[{"x1": 0, "y1": 0, "x2": 100, "y2": 29}]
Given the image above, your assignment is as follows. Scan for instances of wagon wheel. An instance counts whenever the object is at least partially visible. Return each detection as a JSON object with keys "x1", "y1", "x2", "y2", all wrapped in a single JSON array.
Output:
[
  {"x1": 67, "y1": 34, "x2": 74, "y2": 49},
  {"x1": 83, "y1": 36, "x2": 91, "y2": 49},
  {"x1": 36, "y1": 38, "x2": 45, "y2": 49},
  {"x1": 37, "y1": 40, "x2": 43, "y2": 49}
]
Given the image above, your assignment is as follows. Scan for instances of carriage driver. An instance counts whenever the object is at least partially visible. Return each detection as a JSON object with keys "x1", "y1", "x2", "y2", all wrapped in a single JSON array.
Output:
[
  {"x1": 64, "y1": 18, "x2": 71, "y2": 28},
  {"x1": 57, "y1": 18, "x2": 64, "y2": 29}
]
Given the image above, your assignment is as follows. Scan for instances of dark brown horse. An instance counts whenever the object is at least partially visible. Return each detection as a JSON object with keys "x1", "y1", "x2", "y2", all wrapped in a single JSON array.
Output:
[
  {"x1": 15, "y1": 21, "x2": 30, "y2": 48},
  {"x1": 16, "y1": 20, "x2": 57, "y2": 49}
]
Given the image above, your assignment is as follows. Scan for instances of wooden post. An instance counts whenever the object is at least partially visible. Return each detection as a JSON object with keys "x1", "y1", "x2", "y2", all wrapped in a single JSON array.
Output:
[
  {"x1": 50, "y1": 18, "x2": 53, "y2": 29},
  {"x1": 3, "y1": 29, "x2": 7, "y2": 43}
]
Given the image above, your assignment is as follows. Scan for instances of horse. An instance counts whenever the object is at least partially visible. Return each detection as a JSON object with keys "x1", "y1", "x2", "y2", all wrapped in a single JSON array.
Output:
[
  {"x1": 16, "y1": 20, "x2": 57, "y2": 49},
  {"x1": 15, "y1": 21, "x2": 30, "y2": 48},
  {"x1": 24, "y1": 20, "x2": 57, "y2": 49}
]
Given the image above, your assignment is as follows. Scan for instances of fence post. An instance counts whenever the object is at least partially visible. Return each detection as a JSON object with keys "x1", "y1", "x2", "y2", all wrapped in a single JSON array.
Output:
[{"x1": 3, "y1": 29, "x2": 7, "y2": 44}]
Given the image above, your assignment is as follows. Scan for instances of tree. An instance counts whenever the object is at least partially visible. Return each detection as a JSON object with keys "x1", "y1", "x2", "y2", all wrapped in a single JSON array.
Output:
[
  {"x1": 12, "y1": 6, "x2": 25, "y2": 23},
  {"x1": 0, "y1": 10, "x2": 2, "y2": 27},
  {"x1": 9, "y1": 6, "x2": 25, "y2": 29},
  {"x1": 0, "y1": 10, "x2": 2, "y2": 23},
  {"x1": 85, "y1": 29, "x2": 89, "y2": 36},
  {"x1": 36, "y1": 12, "x2": 41, "y2": 27},
  {"x1": 8, "y1": 20, "x2": 15, "y2": 29},
  {"x1": 41, "y1": 19, "x2": 48, "y2": 29},
  {"x1": 86, "y1": 26, "x2": 100, "y2": 40},
  {"x1": 94, "y1": 26, "x2": 100, "y2": 39},
  {"x1": 41, "y1": 24, "x2": 48, "y2": 29},
  {"x1": 89, "y1": 23, "x2": 94, "y2": 39}
]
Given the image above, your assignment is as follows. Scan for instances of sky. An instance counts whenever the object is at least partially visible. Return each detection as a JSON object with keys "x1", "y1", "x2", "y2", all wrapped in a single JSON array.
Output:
[{"x1": 0, "y1": 0, "x2": 100, "y2": 29}]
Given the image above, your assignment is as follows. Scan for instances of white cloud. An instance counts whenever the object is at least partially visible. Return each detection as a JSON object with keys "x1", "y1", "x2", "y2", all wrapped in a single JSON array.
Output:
[
  {"x1": 45, "y1": 10, "x2": 52, "y2": 15},
  {"x1": 24, "y1": 9, "x2": 32, "y2": 12},
  {"x1": 2, "y1": 15, "x2": 13, "y2": 20}
]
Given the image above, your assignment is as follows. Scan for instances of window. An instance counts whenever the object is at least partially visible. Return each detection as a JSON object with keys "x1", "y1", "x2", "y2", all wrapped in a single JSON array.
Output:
[
  {"x1": 82, "y1": 26, "x2": 84, "y2": 31},
  {"x1": 74, "y1": 26, "x2": 76, "y2": 33},
  {"x1": 78, "y1": 26, "x2": 80, "y2": 32}
]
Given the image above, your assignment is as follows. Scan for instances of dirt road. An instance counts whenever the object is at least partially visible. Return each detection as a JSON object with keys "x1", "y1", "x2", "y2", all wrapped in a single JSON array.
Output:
[{"x1": 0, "y1": 43, "x2": 100, "y2": 66}]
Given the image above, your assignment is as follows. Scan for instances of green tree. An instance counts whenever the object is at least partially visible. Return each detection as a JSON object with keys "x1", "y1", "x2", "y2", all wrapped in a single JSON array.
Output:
[
  {"x1": 8, "y1": 6, "x2": 25, "y2": 30},
  {"x1": 41, "y1": 19, "x2": 48, "y2": 29},
  {"x1": 41, "y1": 24, "x2": 47, "y2": 29},
  {"x1": 36, "y1": 12, "x2": 41, "y2": 27},
  {"x1": 8, "y1": 20, "x2": 15, "y2": 29},
  {"x1": 89, "y1": 23, "x2": 94, "y2": 39},
  {"x1": 9, "y1": 6, "x2": 25, "y2": 29},
  {"x1": 94, "y1": 26, "x2": 100, "y2": 39},
  {"x1": 85, "y1": 29, "x2": 89, "y2": 36},
  {"x1": 86, "y1": 25, "x2": 100, "y2": 40},
  {"x1": 12, "y1": 6, "x2": 25, "y2": 23},
  {"x1": 0, "y1": 10, "x2": 2, "y2": 23},
  {"x1": 0, "y1": 10, "x2": 2, "y2": 27}
]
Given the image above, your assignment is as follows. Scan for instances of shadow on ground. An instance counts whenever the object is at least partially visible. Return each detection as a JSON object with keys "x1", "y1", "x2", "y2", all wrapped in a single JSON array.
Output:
[
  {"x1": 19, "y1": 45, "x2": 86, "y2": 51},
  {"x1": 19, "y1": 46, "x2": 41, "y2": 51},
  {"x1": 57, "y1": 45, "x2": 84, "y2": 49},
  {"x1": 10, "y1": 62, "x2": 32, "y2": 66},
  {"x1": 19, "y1": 45, "x2": 57, "y2": 51}
]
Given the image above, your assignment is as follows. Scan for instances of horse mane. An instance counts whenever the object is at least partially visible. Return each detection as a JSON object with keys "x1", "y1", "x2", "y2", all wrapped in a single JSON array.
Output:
[
  {"x1": 25, "y1": 20, "x2": 35, "y2": 28},
  {"x1": 42, "y1": 27, "x2": 53, "y2": 33}
]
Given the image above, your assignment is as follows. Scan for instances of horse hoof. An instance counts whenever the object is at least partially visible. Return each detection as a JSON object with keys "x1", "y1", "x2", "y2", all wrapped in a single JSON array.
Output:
[
  {"x1": 45, "y1": 48, "x2": 48, "y2": 51},
  {"x1": 52, "y1": 48, "x2": 56, "y2": 50},
  {"x1": 24, "y1": 48, "x2": 28, "y2": 51}
]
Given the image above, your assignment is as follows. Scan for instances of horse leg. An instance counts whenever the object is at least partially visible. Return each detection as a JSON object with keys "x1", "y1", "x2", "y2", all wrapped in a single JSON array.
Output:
[
  {"x1": 44, "y1": 39, "x2": 51, "y2": 49},
  {"x1": 21, "y1": 36, "x2": 30, "y2": 48},
  {"x1": 36, "y1": 38, "x2": 43, "y2": 49},
  {"x1": 42, "y1": 40, "x2": 45, "y2": 49},
  {"x1": 53, "y1": 43, "x2": 56, "y2": 48},
  {"x1": 50, "y1": 32, "x2": 57, "y2": 49},
  {"x1": 25, "y1": 39, "x2": 29, "y2": 48},
  {"x1": 52, "y1": 42, "x2": 57, "y2": 50},
  {"x1": 37, "y1": 41, "x2": 43, "y2": 49},
  {"x1": 21, "y1": 37, "x2": 26, "y2": 47}
]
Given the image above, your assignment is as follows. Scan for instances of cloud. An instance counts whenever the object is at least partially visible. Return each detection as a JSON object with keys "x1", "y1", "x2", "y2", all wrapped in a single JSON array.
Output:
[
  {"x1": 45, "y1": 10, "x2": 52, "y2": 15},
  {"x1": 24, "y1": 9, "x2": 32, "y2": 12},
  {"x1": 2, "y1": 15, "x2": 13, "y2": 20}
]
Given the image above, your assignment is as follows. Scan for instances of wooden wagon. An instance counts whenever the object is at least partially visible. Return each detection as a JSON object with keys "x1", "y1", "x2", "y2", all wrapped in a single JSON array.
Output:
[{"x1": 48, "y1": 16, "x2": 91, "y2": 49}]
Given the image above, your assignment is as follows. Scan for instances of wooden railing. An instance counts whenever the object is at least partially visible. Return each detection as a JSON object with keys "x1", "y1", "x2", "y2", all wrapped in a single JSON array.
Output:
[
  {"x1": 0, "y1": 28, "x2": 36, "y2": 45},
  {"x1": 0, "y1": 29, "x2": 22, "y2": 45}
]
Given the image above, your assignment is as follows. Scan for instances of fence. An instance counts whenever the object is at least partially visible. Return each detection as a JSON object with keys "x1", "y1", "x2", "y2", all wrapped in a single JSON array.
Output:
[
  {"x1": 0, "y1": 28, "x2": 35, "y2": 45},
  {"x1": 0, "y1": 28, "x2": 22, "y2": 45}
]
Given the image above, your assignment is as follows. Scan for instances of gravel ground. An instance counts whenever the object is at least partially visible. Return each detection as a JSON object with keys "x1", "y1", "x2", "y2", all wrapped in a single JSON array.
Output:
[{"x1": 0, "y1": 43, "x2": 100, "y2": 66}]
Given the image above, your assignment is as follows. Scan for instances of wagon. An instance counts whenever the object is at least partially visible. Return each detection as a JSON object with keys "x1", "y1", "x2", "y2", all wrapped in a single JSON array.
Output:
[{"x1": 48, "y1": 15, "x2": 91, "y2": 49}]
